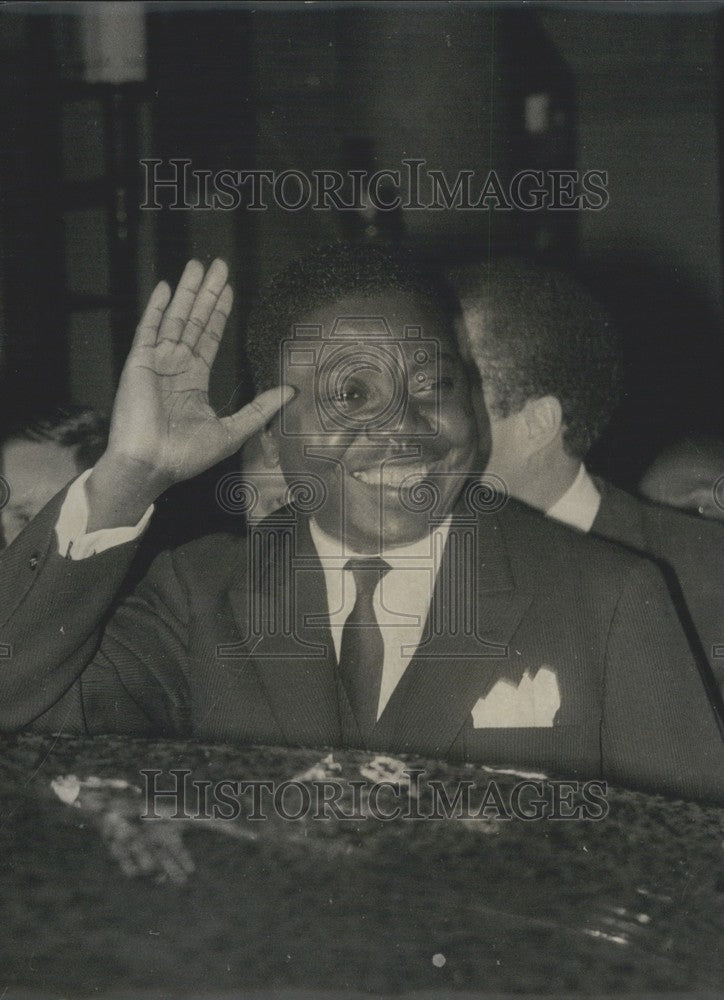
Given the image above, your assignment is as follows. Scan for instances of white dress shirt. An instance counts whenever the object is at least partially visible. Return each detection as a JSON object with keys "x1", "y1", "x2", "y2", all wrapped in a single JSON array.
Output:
[
  {"x1": 546, "y1": 463, "x2": 601, "y2": 533},
  {"x1": 55, "y1": 469, "x2": 154, "y2": 560},
  {"x1": 308, "y1": 517, "x2": 452, "y2": 720}
]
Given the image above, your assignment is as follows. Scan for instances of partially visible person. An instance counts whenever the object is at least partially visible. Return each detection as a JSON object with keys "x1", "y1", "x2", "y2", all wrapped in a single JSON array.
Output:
[
  {"x1": 639, "y1": 435, "x2": 724, "y2": 524},
  {"x1": 452, "y1": 257, "x2": 724, "y2": 699},
  {"x1": 1, "y1": 406, "x2": 108, "y2": 546}
]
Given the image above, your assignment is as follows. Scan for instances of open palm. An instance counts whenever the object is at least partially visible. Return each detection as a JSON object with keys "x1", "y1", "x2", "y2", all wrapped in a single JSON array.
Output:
[{"x1": 107, "y1": 259, "x2": 290, "y2": 487}]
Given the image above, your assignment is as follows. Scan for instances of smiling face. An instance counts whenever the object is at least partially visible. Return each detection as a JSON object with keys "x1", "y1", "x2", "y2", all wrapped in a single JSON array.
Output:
[{"x1": 267, "y1": 290, "x2": 483, "y2": 552}]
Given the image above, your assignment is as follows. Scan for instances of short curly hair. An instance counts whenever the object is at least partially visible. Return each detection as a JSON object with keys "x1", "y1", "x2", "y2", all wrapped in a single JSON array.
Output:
[
  {"x1": 451, "y1": 258, "x2": 622, "y2": 459},
  {"x1": 245, "y1": 241, "x2": 460, "y2": 392}
]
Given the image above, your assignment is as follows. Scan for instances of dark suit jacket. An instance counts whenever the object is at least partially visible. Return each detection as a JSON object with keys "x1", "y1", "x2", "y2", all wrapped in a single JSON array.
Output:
[
  {"x1": 592, "y1": 479, "x2": 724, "y2": 698},
  {"x1": 0, "y1": 486, "x2": 722, "y2": 802}
]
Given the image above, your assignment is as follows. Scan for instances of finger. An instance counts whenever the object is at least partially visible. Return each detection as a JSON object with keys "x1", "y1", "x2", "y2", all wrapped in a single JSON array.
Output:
[
  {"x1": 220, "y1": 385, "x2": 295, "y2": 451},
  {"x1": 158, "y1": 828, "x2": 196, "y2": 874},
  {"x1": 159, "y1": 842, "x2": 195, "y2": 882},
  {"x1": 178, "y1": 846, "x2": 196, "y2": 874},
  {"x1": 180, "y1": 258, "x2": 229, "y2": 352},
  {"x1": 195, "y1": 284, "x2": 234, "y2": 369},
  {"x1": 159, "y1": 857, "x2": 190, "y2": 885},
  {"x1": 114, "y1": 850, "x2": 140, "y2": 878},
  {"x1": 158, "y1": 259, "x2": 205, "y2": 343},
  {"x1": 147, "y1": 829, "x2": 193, "y2": 884},
  {"x1": 131, "y1": 282, "x2": 172, "y2": 351},
  {"x1": 130, "y1": 840, "x2": 156, "y2": 874},
  {"x1": 107, "y1": 837, "x2": 140, "y2": 876}
]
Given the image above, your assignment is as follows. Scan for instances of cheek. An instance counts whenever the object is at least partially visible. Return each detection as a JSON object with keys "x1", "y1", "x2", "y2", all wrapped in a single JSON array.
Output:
[
  {"x1": 439, "y1": 403, "x2": 478, "y2": 450},
  {"x1": 277, "y1": 440, "x2": 308, "y2": 481},
  {"x1": 277, "y1": 435, "x2": 347, "y2": 483}
]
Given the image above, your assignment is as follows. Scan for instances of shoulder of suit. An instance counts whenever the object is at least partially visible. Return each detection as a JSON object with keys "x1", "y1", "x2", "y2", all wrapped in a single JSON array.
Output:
[
  {"x1": 598, "y1": 477, "x2": 724, "y2": 551},
  {"x1": 495, "y1": 494, "x2": 653, "y2": 578}
]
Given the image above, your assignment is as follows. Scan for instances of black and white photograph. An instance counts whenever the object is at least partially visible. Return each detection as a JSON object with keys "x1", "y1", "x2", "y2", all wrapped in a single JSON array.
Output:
[{"x1": 0, "y1": 1, "x2": 722, "y2": 998}]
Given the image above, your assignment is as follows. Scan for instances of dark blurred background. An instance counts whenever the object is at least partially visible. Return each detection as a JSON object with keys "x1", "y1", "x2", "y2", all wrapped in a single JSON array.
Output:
[{"x1": 0, "y1": 0, "x2": 722, "y2": 497}]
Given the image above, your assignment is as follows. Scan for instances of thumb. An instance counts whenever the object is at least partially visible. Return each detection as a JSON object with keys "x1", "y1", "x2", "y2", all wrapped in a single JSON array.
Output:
[{"x1": 220, "y1": 385, "x2": 295, "y2": 449}]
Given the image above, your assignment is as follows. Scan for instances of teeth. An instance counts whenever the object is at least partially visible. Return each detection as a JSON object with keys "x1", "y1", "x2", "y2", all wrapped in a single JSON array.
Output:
[{"x1": 351, "y1": 465, "x2": 430, "y2": 488}]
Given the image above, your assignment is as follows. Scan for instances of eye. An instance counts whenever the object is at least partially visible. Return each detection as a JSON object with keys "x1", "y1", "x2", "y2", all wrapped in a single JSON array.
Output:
[{"x1": 331, "y1": 382, "x2": 367, "y2": 410}]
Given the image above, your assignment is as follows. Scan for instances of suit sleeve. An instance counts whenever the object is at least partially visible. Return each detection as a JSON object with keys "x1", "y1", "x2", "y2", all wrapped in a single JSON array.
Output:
[
  {"x1": 0, "y1": 487, "x2": 191, "y2": 736},
  {"x1": 601, "y1": 558, "x2": 724, "y2": 803}
]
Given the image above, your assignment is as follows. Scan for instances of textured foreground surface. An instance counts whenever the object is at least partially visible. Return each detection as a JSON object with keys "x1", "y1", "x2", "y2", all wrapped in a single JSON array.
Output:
[{"x1": 0, "y1": 733, "x2": 722, "y2": 997}]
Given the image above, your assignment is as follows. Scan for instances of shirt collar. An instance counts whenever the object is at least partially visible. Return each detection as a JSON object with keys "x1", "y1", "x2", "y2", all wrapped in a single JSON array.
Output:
[
  {"x1": 308, "y1": 516, "x2": 453, "y2": 569},
  {"x1": 546, "y1": 463, "x2": 601, "y2": 533}
]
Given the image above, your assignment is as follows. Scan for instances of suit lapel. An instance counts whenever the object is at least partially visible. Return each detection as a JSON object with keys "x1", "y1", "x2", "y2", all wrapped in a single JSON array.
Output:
[
  {"x1": 226, "y1": 511, "x2": 342, "y2": 747},
  {"x1": 374, "y1": 507, "x2": 533, "y2": 756}
]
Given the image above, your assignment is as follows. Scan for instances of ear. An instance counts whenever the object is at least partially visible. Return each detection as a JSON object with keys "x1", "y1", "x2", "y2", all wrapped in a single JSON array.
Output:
[
  {"x1": 258, "y1": 424, "x2": 281, "y2": 469},
  {"x1": 520, "y1": 396, "x2": 563, "y2": 453}
]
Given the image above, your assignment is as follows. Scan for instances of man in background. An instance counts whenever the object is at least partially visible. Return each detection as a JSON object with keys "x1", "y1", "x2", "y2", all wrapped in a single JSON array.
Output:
[
  {"x1": 452, "y1": 257, "x2": 724, "y2": 699},
  {"x1": 1, "y1": 406, "x2": 108, "y2": 547},
  {"x1": 640, "y1": 435, "x2": 724, "y2": 524}
]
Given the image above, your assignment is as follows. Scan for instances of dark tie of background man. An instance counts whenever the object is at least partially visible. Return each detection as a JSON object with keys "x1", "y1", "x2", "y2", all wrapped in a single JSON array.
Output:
[{"x1": 338, "y1": 557, "x2": 392, "y2": 743}]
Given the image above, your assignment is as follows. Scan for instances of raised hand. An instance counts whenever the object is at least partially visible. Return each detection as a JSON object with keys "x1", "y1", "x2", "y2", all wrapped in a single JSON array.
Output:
[{"x1": 87, "y1": 259, "x2": 292, "y2": 530}]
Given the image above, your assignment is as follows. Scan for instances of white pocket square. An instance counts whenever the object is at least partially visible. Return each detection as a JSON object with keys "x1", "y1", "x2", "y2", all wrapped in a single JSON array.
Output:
[{"x1": 471, "y1": 667, "x2": 561, "y2": 729}]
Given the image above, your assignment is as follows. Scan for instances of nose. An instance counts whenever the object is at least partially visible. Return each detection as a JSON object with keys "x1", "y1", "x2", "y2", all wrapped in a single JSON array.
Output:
[
  {"x1": 363, "y1": 397, "x2": 432, "y2": 448},
  {"x1": 398, "y1": 388, "x2": 437, "y2": 436},
  {"x1": 400, "y1": 384, "x2": 439, "y2": 437}
]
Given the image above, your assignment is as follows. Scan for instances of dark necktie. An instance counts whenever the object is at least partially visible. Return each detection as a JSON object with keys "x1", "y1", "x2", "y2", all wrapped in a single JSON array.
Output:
[{"x1": 338, "y1": 557, "x2": 391, "y2": 744}]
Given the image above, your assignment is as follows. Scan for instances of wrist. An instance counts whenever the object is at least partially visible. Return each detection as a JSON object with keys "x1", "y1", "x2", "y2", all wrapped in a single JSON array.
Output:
[
  {"x1": 85, "y1": 451, "x2": 168, "y2": 532},
  {"x1": 98, "y1": 448, "x2": 173, "y2": 498}
]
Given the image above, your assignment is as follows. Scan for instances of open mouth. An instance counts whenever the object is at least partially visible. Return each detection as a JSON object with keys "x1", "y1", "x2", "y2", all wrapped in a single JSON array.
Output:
[{"x1": 349, "y1": 461, "x2": 434, "y2": 490}]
